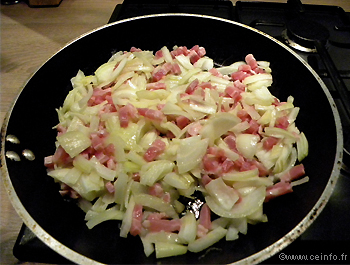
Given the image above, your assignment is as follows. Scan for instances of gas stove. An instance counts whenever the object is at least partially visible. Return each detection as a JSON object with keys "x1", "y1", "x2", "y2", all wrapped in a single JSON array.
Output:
[{"x1": 13, "y1": 1, "x2": 350, "y2": 264}]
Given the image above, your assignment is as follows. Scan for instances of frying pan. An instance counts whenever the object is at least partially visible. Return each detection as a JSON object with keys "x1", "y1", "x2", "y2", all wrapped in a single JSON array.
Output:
[{"x1": 0, "y1": 14, "x2": 343, "y2": 264}]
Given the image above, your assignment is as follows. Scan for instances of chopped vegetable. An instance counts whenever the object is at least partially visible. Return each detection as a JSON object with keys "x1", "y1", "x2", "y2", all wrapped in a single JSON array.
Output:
[{"x1": 45, "y1": 45, "x2": 309, "y2": 258}]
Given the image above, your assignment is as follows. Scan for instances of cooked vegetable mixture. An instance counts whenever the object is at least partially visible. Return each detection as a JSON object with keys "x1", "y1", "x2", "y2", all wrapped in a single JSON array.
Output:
[{"x1": 44, "y1": 45, "x2": 309, "y2": 258}]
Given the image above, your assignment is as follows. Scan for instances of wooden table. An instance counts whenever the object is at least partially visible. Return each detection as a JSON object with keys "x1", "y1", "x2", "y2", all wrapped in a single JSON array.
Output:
[{"x1": 1, "y1": 1, "x2": 350, "y2": 264}]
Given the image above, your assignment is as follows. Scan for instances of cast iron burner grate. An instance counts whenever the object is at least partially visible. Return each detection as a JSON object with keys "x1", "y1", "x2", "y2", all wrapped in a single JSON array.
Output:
[{"x1": 235, "y1": 0, "x2": 350, "y2": 175}]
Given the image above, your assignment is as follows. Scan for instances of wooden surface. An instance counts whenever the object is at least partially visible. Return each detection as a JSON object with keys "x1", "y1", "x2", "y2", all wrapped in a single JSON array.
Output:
[{"x1": 1, "y1": 1, "x2": 350, "y2": 265}]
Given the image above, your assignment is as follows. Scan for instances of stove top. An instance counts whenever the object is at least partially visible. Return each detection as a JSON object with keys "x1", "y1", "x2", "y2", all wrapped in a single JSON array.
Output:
[{"x1": 13, "y1": 0, "x2": 350, "y2": 264}]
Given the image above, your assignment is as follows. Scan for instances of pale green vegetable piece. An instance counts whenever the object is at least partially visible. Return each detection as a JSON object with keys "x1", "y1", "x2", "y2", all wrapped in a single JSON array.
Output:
[
  {"x1": 133, "y1": 194, "x2": 178, "y2": 219},
  {"x1": 205, "y1": 177, "x2": 239, "y2": 211},
  {"x1": 297, "y1": 132, "x2": 309, "y2": 162},
  {"x1": 86, "y1": 206, "x2": 124, "y2": 229},
  {"x1": 178, "y1": 212, "x2": 197, "y2": 243},
  {"x1": 187, "y1": 226, "x2": 227, "y2": 253},
  {"x1": 57, "y1": 131, "x2": 91, "y2": 158},
  {"x1": 235, "y1": 134, "x2": 260, "y2": 160},
  {"x1": 140, "y1": 160, "x2": 175, "y2": 186},
  {"x1": 200, "y1": 112, "x2": 240, "y2": 146},
  {"x1": 205, "y1": 186, "x2": 266, "y2": 218},
  {"x1": 155, "y1": 242, "x2": 188, "y2": 259},
  {"x1": 176, "y1": 136, "x2": 208, "y2": 174}
]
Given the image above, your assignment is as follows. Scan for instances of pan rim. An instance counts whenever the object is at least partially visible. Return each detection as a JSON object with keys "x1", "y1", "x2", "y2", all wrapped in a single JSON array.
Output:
[{"x1": 1, "y1": 13, "x2": 344, "y2": 265}]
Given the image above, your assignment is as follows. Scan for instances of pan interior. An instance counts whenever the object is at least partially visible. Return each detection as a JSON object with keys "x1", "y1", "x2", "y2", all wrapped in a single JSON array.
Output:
[{"x1": 1, "y1": 14, "x2": 342, "y2": 264}]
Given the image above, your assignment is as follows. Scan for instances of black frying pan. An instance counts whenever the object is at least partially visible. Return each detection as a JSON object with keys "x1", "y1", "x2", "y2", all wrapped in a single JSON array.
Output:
[{"x1": 1, "y1": 14, "x2": 343, "y2": 264}]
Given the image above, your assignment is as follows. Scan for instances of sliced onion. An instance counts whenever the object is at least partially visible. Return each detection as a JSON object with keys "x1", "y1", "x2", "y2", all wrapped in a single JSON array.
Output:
[
  {"x1": 205, "y1": 186, "x2": 266, "y2": 218},
  {"x1": 235, "y1": 134, "x2": 260, "y2": 160}
]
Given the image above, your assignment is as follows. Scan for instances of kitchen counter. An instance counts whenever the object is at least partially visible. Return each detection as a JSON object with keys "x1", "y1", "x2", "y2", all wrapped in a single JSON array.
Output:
[{"x1": 1, "y1": 1, "x2": 350, "y2": 265}]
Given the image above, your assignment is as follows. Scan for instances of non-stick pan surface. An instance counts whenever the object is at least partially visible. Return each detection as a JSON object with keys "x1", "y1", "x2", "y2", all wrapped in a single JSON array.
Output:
[{"x1": 1, "y1": 14, "x2": 343, "y2": 264}]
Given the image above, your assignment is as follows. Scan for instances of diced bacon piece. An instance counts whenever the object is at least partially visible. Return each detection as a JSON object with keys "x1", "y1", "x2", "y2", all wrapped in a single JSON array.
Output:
[
  {"x1": 222, "y1": 158, "x2": 235, "y2": 173},
  {"x1": 91, "y1": 133, "x2": 104, "y2": 151},
  {"x1": 199, "y1": 203, "x2": 211, "y2": 230},
  {"x1": 59, "y1": 183, "x2": 80, "y2": 199},
  {"x1": 199, "y1": 82, "x2": 216, "y2": 90},
  {"x1": 130, "y1": 47, "x2": 142, "y2": 52},
  {"x1": 56, "y1": 124, "x2": 67, "y2": 136},
  {"x1": 105, "y1": 181, "x2": 115, "y2": 193},
  {"x1": 207, "y1": 146, "x2": 226, "y2": 158},
  {"x1": 265, "y1": 181, "x2": 293, "y2": 202},
  {"x1": 147, "y1": 212, "x2": 168, "y2": 220},
  {"x1": 176, "y1": 115, "x2": 191, "y2": 129},
  {"x1": 171, "y1": 63, "x2": 182, "y2": 75},
  {"x1": 225, "y1": 86, "x2": 243, "y2": 103},
  {"x1": 224, "y1": 135, "x2": 238, "y2": 152},
  {"x1": 244, "y1": 119, "x2": 260, "y2": 134},
  {"x1": 201, "y1": 174, "x2": 212, "y2": 186},
  {"x1": 253, "y1": 67, "x2": 265, "y2": 74},
  {"x1": 146, "y1": 82, "x2": 167, "y2": 90},
  {"x1": 132, "y1": 172, "x2": 140, "y2": 182},
  {"x1": 44, "y1": 155, "x2": 54, "y2": 168},
  {"x1": 105, "y1": 95, "x2": 115, "y2": 106},
  {"x1": 233, "y1": 155, "x2": 245, "y2": 170},
  {"x1": 187, "y1": 121, "x2": 202, "y2": 136},
  {"x1": 232, "y1": 71, "x2": 250, "y2": 81},
  {"x1": 237, "y1": 109, "x2": 251, "y2": 122},
  {"x1": 148, "y1": 219, "x2": 181, "y2": 232},
  {"x1": 239, "y1": 160, "x2": 256, "y2": 172},
  {"x1": 104, "y1": 143, "x2": 115, "y2": 157},
  {"x1": 185, "y1": 79, "x2": 199, "y2": 94},
  {"x1": 238, "y1": 64, "x2": 252, "y2": 72},
  {"x1": 106, "y1": 158, "x2": 117, "y2": 170},
  {"x1": 149, "y1": 183, "x2": 164, "y2": 198},
  {"x1": 69, "y1": 189, "x2": 81, "y2": 199},
  {"x1": 88, "y1": 87, "x2": 113, "y2": 106},
  {"x1": 152, "y1": 69, "x2": 167, "y2": 82},
  {"x1": 272, "y1": 98, "x2": 281, "y2": 106},
  {"x1": 95, "y1": 151, "x2": 109, "y2": 164},
  {"x1": 191, "y1": 45, "x2": 206, "y2": 57},
  {"x1": 155, "y1": 50, "x2": 163, "y2": 59},
  {"x1": 276, "y1": 116, "x2": 290, "y2": 129},
  {"x1": 197, "y1": 224, "x2": 209, "y2": 238},
  {"x1": 136, "y1": 108, "x2": 147, "y2": 116},
  {"x1": 138, "y1": 108, "x2": 165, "y2": 122},
  {"x1": 53, "y1": 146, "x2": 73, "y2": 166},
  {"x1": 280, "y1": 164, "x2": 305, "y2": 182},
  {"x1": 130, "y1": 204, "x2": 143, "y2": 236},
  {"x1": 81, "y1": 146, "x2": 94, "y2": 159},
  {"x1": 162, "y1": 192, "x2": 171, "y2": 203},
  {"x1": 166, "y1": 131, "x2": 175, "y2": 139},
  {"x1": 233, "y1": 80, "x2": 246, "y2": 90},
  {"x1": 171, "y1": 46, "x2": 190, "y2": 58},
  {"x1": 118, "y1": 104, "x2": 131, "y2": 128},
  {"x1": 231, "y1": 64, "x2": 255, "y2": 81},
  {"x1": 209, "y1": 68, "x2": 223, "y2": 78},
  {"x1": 157, "y1": 104, "x2": 165, "y2": 111},
  {"x1": 263, "y1": 136, "x2": 279, "y2": 151},
  {"x1": 188, "y1": 50, "x2": 201, "y2": 64},
  {"x1": 202, "y1": 154, "x2": 220, "y2": 173},
  {"x1": 245, "y1": 54, "x2": 258, "y2": 69},
  {"x1": 144, "y1": 139, "x2": 166, "y2": 162},
  {"x1": 163, "y1": 62, "x2": 172, "y2": 72},
  {"x1": 126, "y1": 103, "x2": 138, "y2": 119}
]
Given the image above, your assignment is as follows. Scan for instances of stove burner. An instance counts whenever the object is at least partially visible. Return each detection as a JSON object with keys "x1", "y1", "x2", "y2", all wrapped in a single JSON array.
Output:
[{"x1": 282, "y1": 17, "x2": 330, "y2": 52}]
